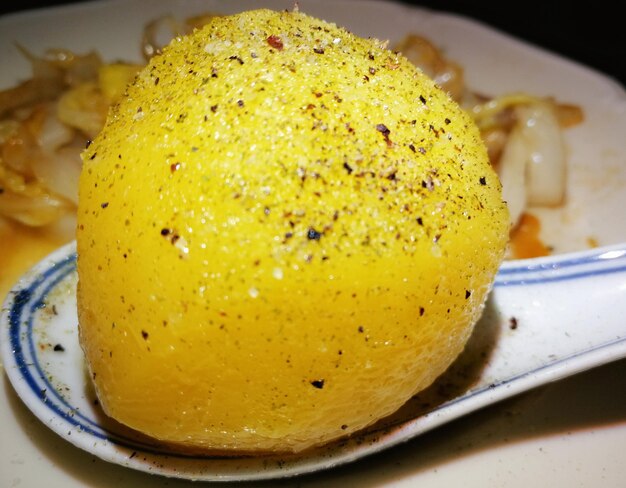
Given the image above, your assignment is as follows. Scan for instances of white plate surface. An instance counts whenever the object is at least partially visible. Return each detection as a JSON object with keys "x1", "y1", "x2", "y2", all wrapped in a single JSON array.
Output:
[{"x1": 1, "y1": 0, "x2": 626, "y2": 487}]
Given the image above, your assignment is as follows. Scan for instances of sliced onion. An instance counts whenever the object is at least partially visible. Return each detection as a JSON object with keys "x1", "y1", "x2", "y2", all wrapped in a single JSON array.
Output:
[
  {"x1": 57, "y1": 82, "x2": 108, "y2": 138},
  {"x1": 1, "y1": 123, "x2": 38, "y2": 177},
  {"x1": 0, "y1": 188, "x2": 71, "y2": 226},
  {"x1": 393, "y1": 34, "x2": 466, "y2": 101},
  {"x1": 496, "y1": 121, "x2": 528, "y2": 227},
  {"x1": 30, "y1": 147, "x2": 81, "y2": 204},
  {"x1": 515, "y1": 101, "x2": 566, "y2": 207},
  {"x1": 141, "y1": 15, "x2": 184, "y2": 60},
  {"x1": 35, "y1": 102, "x2": 75, "y2": 151}
]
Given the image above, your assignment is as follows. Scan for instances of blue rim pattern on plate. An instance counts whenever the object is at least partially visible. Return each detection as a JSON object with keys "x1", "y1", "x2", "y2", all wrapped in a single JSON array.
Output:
[
  {"x1": 5, "y1": 247, "x2": 172, "y2": 454},
  {"x1": 496, "y1": 248, "x2": 626, "y2": 286}
]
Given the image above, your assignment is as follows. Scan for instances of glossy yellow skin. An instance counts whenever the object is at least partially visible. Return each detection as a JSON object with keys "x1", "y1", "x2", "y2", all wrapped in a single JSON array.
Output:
[{"x1": 77, "y1": 9, "x2": 509, "y2": 453}]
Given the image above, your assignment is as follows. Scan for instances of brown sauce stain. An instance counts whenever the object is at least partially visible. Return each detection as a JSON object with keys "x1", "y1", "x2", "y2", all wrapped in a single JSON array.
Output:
[
  {"x1": 509, "y1": 212, "x2": 551, "y2": 259},
  {"x1": 0, "y1": 217, "x2": 74, "y2": 300}
]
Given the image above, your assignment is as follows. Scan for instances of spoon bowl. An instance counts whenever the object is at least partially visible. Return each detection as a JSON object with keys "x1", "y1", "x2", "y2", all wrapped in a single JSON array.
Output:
[{"x1": 1, "y1": 240, "x2": 625, "y2": 481}]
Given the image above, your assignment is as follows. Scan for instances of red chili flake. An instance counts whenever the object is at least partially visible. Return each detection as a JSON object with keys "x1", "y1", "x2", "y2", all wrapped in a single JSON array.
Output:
[
  {"x1": 100, "y1": 202, "x2": 109, "y2": 209},
  {"x1": 509, "y1": 317, "x2": 518, "y2": 330},
  {"x1": 141, "y1": 330, "x2": 149, "y2": 340},
  {"x1": 313, "y1": 46, "x2": 325, "y2": 54},
  {"x1": 170, "y1": 162, "x2": 181, "y2": 173},
  {"x1": 267, "y1": 35, "x2": 284, "y2": 50}
]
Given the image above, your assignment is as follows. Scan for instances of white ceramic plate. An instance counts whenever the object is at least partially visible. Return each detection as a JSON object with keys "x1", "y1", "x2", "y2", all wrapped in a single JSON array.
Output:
[{"x1": 1, "y1": 0, "x2": 626, "y2": 486}]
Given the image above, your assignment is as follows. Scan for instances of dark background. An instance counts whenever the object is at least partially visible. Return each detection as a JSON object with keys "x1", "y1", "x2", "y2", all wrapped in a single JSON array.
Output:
[{"x1": 1, "y1": 0, "x2": 624, "y2": 87}]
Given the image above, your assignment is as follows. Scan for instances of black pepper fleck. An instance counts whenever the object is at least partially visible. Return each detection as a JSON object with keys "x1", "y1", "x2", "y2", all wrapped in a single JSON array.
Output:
[
  {"x1": 376, "y1": 123, "x2": 390, "y2": 137},
  {"x1": 307, "y1": 227, "x2": 322, "y2": 240}
]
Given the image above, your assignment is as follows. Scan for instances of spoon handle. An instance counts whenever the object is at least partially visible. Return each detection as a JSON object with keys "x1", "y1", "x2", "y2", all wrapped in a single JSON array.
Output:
[{"x1": 479, "y1": 243, "x2": 626, "y2": 392}]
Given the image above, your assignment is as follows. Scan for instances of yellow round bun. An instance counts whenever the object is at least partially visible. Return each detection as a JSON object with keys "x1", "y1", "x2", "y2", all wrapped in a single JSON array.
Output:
[{"x1": 77, "y1": 8, "x2": 509, "y2": 454}]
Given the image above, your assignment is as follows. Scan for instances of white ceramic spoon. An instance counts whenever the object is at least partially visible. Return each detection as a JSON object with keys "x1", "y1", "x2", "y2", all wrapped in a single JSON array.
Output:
[{"x1": 1, "y1": 240, "x2": 626, "y2": 482}]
